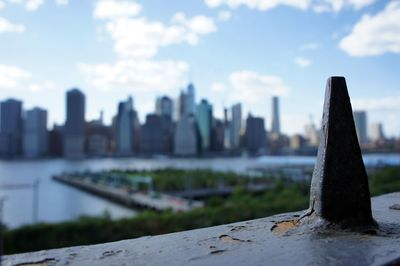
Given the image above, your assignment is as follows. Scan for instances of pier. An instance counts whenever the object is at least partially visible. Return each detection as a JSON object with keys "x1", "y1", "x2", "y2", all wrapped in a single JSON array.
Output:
[{"x1": 53, "y1": 175, "x2": 203, "y2": 212}]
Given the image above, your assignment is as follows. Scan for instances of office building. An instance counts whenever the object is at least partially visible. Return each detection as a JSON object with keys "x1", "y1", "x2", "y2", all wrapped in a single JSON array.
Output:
[
  {"x1": 196, "y1": 99, "x2": 213, "y2": 151},
  {"x1": 115, "y1": 97, "x2": 137, "y2": 156},
  {"x1": 212, "y1": 119, "x2": 225, "y2": 152},
  {"x1": 48, "y1": 124, "x2": 63, "y2": 157},
  {"x1": 353, "y1": 111, "x2": 368, "y2": 145},
  {"x1": 64, "y1": 88, "x2": 85, "y2": 158},
  {"x1": 244, "y1": 114, "x2": 266, "y2": 154},
  {"x1": 141, "y1": 114, "x2": 172, "y2": 154},
  {"x1": 186, "y1": 83, "x2": 196, "y2": 115},
  {"x1": 23, "y1": 107, "x2": 48, "y2": 158},
  {"x1": 230, "y1": 103, "x2": 242, "y2": 149},
  {"x1": 156, "y1": 96, "x2": 173, "y2": 119},
  {"x1": 0, "y1": 98, "x2": 23, "y2": 157},
  {"x1": 174, "y1": 115, "x2": 199, "y2": 156},
  {"x1": 370, "y1": 123, "x2": 385, "y2": 142},
  {"x1": 86, "y1": 117, "x2": 113, "y2": 156},
  {"x1": 271, "y1": 96, "x2": 280, "y2": 135}
]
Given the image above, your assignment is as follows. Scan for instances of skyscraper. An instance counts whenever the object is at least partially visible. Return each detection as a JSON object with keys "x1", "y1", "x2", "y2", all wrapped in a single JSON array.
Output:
[
  {"x1": 370, "y1": 123, "x2": 385, "y2": 142},
  {"x1": 115, "y1": 97, "x2": 136, "y2": 156},
  {"x1": 0, "y1": 98, "x2": 23, "y2": 157},
  {"x1": 271, "y1": 96, "x2": 280, "y2": 135},
  {"x1": 196, "y1": 99, "x2": 213, "y2": 151},
  {"x1": 176, "y1": 90, "x2": 187, "y2": 121},
  {"x1": 156, "y1": 96, "x2": 173, "y2": 119},
  {"x1": 141, "y1": 114, "x2": 172, "y2": 154},
  {"x1": 353, "y1": 111, "x2": 368, "y2": 145},
  {"x1": 23, "y1": 107, "x2": 48, "y2": 158},
  {"x1": 64, "y1": 88, "x2": 85, "y2": 158},
  {"x1": 230, "y1": 103, "x2": 242, "y2": 149},
  {"x1": 186, "y1": 83, "x2": 196, "y2": 115},
  {"x1": 174, "y1": 115, "x2": 199, "y2": 156},
  {"x1": 245, "y1": 114, "x2": 266, "y2": 154}
]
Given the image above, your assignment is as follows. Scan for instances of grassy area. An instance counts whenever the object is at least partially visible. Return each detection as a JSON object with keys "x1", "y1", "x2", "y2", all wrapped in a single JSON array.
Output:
[
  {"x1": 110, "y1": 168, "x2": 276, "y2": 192},
  {"x1": 3, "y1": 166, "x2": 400, "y2": 255}
]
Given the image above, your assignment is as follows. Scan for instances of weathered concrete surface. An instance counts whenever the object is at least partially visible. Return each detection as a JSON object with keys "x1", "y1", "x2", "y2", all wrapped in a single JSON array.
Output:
[{"x1": 4, "y1": 192, "x2": 400, "y2": 266}]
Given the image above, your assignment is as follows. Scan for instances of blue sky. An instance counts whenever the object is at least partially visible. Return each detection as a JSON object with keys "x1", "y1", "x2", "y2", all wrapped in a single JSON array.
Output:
[{"x1": 0, "y1": 0, "x2": 399, "y2": 137}]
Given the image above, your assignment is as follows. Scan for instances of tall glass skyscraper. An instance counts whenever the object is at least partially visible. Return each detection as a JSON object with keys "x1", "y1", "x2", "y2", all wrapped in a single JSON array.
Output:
[
  {"x1": 271, "y1": 96, "x2": 280, "y2": 135},
  {"x1": 23, "y1": 107, "x2": 48, "y2": 158},
  {"x1": 64, "y1": 88, "x2": 85, "y2": 158},
  {"x1": 0, "y1": 98, "x2": 23, "y2": 157},
  {"x1": 196, "y1": 99, "x2": 213, "y2": 151},
  {"x1": 116, "y1": 97, "x2": 136, "y2": 156},
  {"x1": 245, "y1": 114, "x2": 266, "y2": 154},
  {"x1": 186, "y1": 83, "x2": 196, "y2": 115},
  {"x1": 353, "y1": 111, "x2": 368, "y2": 145},
  {"x1": 156, "y1": 96, "x2": 173, "y2": 119},
  {"x1": 230, "y1": 103, "x2": 242, "y2": 149}
]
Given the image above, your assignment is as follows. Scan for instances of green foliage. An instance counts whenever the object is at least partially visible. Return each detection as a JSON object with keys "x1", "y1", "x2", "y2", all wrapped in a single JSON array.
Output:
[
  {"x1": 4, "y1": 166, "x2": 400, "y2": 255},
  {"x1": 369, "y1": 166, "x2": 400, "y2": 196}
]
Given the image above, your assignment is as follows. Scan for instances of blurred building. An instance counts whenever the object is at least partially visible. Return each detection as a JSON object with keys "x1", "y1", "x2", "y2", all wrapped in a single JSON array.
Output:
[
  {"x1": 174, "y1": 115, "x2": 199, "y2": 156},
  {"x1": 186, "y1": 83, "x2": 196, "y2": 115},
  {"x1": 48, "y1": 124, "x2": 63, "y2": 157},
  {"x1": 230, "y1": 103, "x2": 242, "y2": 149},
  {"x1": 115, "y1": 97, "x2": 137, "y2": 156},
  {"x1": 212, "y1": 119, "x2": 225, "y2": 152},
  {"x1": 156, "y1": 96, "x2": 173, "y2": 119},
  {"x1": 64, "y1": 88, "x2": 86, "y2": 158},
  {"x1": 271, "y1": 96, "x2": 280, "y2": 136},
  {"x1": 223, "y1": 108, "x2": 231, "y2": 150},
  {"x1": 0, "y1": 98, "x2": 23, "y2": 157},
  {"x1": 141, "y1": 114, "x2": 173, "y2": 154},
  {"x1": 86, "y1": 116, "x2": 113, "y2": 157},
  {"x1": 196, "y1": 99, "x2": 213, "y2": 151},
  {"x1": 290, "y1": 134, "x2": 305, "y2": 150},
  {"x1": 369, "y1": 123, "x2": 385, "y2": 142},
  {"x1": 244, "y1": 114, "x2": 266, "y2": 155},
  {"x1": 305, "y1": 121, "x2": 320, "y2": 147},
  {"x1": 23, "y1": 107, "x2": 48, "y2": 158},
  {"x1": 353, "y1": 111, "x2": 368, "y2": 145}
]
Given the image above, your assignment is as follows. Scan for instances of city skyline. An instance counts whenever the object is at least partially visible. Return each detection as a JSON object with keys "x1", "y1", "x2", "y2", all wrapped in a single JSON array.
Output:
[
  {"x1": 0, "y1": 0, "x2": 399, "y2": 136},
  {"x1": 0, "y1": 81, "x2": 393, "y2": 140}
]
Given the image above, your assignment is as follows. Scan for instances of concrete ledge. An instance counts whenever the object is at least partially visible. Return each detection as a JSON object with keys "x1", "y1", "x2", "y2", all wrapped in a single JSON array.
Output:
[{"x1": 4, "y1": 192, "x2": 400, "y2": 266}]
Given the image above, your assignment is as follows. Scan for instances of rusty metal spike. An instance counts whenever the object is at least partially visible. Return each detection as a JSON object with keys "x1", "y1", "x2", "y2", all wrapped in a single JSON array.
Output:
[{"x1": 309, "y1": 76, "x2": 375, "y2": 227}]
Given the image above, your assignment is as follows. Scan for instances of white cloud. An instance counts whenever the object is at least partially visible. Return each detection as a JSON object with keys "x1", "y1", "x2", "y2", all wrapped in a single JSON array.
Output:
[
  {"x1": 204, "y1": 0, "x2": 310, "y2": 11},
  {"x1": 28, "y1": 81, "x2": 55, "y2": 92},
  {"x1": 94, "y1": 0, "x2": 142, "y2": 19},
  {"x1": 295, "y1": 57, "x2": 311, "y2": 67},
  {"x1": 104, "y1": 14, "x2": 217, "y2": 58},
  {"x1": 313, "y1": 0, "x2": 377, "y2": 13},
  {"x1": 0, "y1": 1, "x2": 4, "y2": 9},
  {"x1": 352, "y1": 97, "x2": 400, "y2": 111},
  {"x1": 0, "y1": 64, "x2": 58, "y2": 95},
  {"x1": 25, "y1": 0, "x2": 43, "y2": 11},
  {"x1": 204, "y1": 0, "x2": 377, "y2": 12},
  {"x1": 218, "y1": 10, "x2": 232, "y2": 21},
  {"x1": 0, "y1": 64, "x2": 31, "y2": 87},
  {"x1": 0, "y1": 17, "x2": 25, "y2": 33},
  {"x1": 8, "y1": 0, "x2": 44, "y2": 11},
  {"x1": 55, "y1": 0, "x2": 68, "y2": 5},
  {"x1": 172, "y1": 13, "x2": 217, "y2": 35},
  {"x1": 229, "y1": 70, "x2": 289, "y2": 103},
  {"x1": 339, "y1": 1, "x2": 400, "y2": 57},
  {"x1": 78, "y1": 59, "x2": 189, "y2": 92}
]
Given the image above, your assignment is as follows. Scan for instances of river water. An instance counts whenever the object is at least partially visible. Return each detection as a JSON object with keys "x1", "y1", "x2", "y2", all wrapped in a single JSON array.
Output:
[{"x1": 1, "y1": 154, "x2": 399, "y2": 229}]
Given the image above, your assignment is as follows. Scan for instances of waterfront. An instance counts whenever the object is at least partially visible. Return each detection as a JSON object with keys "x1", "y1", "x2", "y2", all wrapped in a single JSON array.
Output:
[{"x1": 0, "y1": 154, "x2": 399, "y2": 228}]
